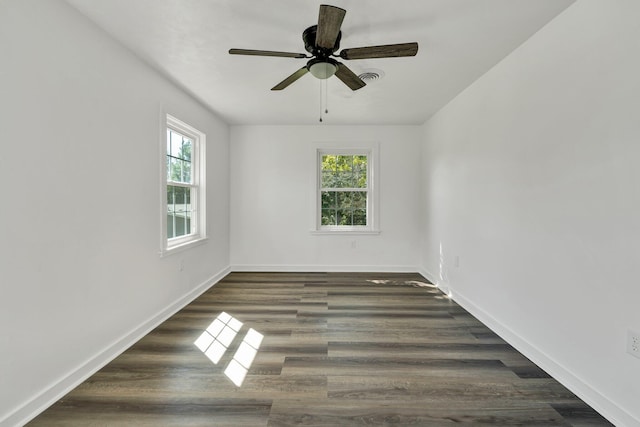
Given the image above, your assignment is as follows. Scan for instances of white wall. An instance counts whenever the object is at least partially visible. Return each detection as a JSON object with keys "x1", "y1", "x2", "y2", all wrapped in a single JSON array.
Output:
[
  {"x1": 420, "y1": 1, "x2": 640, "y2": 425},
  {"x1": 5, "y1": 0, "x2": 639, "y2": 425},
  {"x1": 231, "y1": 125, "x2": 422, "y2": 271},
  {"x1": 0, "y1": 0, "x2": 230, "y2": 425}
]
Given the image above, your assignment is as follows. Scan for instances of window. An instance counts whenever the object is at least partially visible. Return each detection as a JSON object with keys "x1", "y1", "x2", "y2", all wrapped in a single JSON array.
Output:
[
  {"x1": 162, "y1": 114, "x2": 206, "y2": 254},
  {"x1": 314, "y1": 144, "x2": 379, "y2": 233}
]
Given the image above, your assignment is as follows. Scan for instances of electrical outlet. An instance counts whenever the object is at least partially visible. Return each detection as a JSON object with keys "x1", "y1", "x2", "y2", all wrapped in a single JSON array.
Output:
[
  {"x1": 179, "y1": 260, "x2": 184, "y2": 272},
  {"x1": 628, "y1": 330, "x2": 640, "y2": 359}
]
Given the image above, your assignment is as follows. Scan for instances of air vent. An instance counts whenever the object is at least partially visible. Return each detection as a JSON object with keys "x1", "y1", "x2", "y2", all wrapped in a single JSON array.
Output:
[{"x1": 358, "y1": 68, "x2": 385, "y2": 83}]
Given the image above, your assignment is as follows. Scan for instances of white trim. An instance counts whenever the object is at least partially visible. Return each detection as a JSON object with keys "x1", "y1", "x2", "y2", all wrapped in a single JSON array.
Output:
[
  {"x1": 160, "y1": 113, "x2": 207, "y2": 256},
  {"x1": 158, "y1": 236, "x2": 209, "y2": 258},
  {"x1": 418, "y1": 265, "x2": 634, "y2": 427},
  {"x1": 418, "y1": 266, "x2": 450, "y2": 295},
  {"x1": 231, "y1": 264, "x2": 417, "y2": 273},
  {"x1": 311, "y1": 141, "x2": 380, "y2": 234},
  {"x1": 309, "y1": 230, "x2": 381, "y2": 236},
  {"x1": 4, "y1": 266, "x2": 231, "y2": 427}
]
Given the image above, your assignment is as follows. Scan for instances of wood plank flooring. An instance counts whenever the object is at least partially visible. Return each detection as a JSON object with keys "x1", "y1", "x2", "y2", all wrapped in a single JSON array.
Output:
[{"x1": 29, "y1": 272, "x2": 612, "y2": 426}]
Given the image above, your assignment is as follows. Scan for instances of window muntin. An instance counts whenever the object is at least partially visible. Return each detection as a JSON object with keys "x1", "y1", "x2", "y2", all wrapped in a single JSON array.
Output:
[{"x1": 162, "y1": 115, "x2": 206, "y2": 254}]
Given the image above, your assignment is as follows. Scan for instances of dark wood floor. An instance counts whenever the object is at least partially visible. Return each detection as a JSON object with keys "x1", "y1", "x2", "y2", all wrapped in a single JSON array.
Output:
[{"x1": 29, "y1": 272, "x2": 611, "y2": 426}]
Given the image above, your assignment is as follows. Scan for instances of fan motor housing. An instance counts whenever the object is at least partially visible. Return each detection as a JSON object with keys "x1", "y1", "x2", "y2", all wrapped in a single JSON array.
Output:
[{"x1": 303, "y1": 25, "x2": 341, "y2": 58}]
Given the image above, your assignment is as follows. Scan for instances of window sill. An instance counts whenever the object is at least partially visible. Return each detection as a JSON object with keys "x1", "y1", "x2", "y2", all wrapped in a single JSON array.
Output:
[
  {"x1": 160, "y1": 236, "x2": 208, "y2": 257},
  {"x1": 310, "y1": 229, "x2": 380, "y2": 236}
]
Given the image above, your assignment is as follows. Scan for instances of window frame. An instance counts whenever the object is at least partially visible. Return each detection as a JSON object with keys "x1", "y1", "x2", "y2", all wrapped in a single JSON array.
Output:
[
  {"x1": 161, "y1": 114, "x2": 207, "y2": 256},
  {"x1": 312, "y1": 142, "x2": 380, "y2": 234}
]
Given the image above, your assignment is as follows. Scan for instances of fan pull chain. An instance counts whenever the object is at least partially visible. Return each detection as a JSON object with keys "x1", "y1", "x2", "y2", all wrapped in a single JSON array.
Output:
[
  {"x1": 319, "y1": 80, "x2": 323, "y2": 122},
  {"x1": 319, "y1": 80, "x2": 329, "y2": 123},
  {"x1": 325, "y1": 78, "x2": 329, "y2": 114}
]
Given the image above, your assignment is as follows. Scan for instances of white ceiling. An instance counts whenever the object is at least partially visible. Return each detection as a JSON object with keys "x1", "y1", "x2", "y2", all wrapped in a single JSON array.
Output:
[{"x1": 64, "y1": 0, "x2": 574, "y2": 125}]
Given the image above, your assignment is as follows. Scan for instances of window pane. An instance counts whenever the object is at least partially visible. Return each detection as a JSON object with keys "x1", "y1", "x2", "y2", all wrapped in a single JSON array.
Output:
[
  {"x1": 321, "y1": 155, "x2": 367, "y2": 188},
  {"x1": 334, "y1": 155, "x2": 351, "y2": 188},
  {"x1": 353, "y1": 169, "x2": 366, "y2": 188},
  {"x1": 166, "y1": 130, "x2": 173, "y2": 180},
  {"x1": 167, "y1": 214, "x2": 175, "y2": 239},
  {"x1": 173, "y1": 186, "x2": 183, "y2": 205},
  {"x1": 353, "y1": 209, "x2": 367, "y2": 226},
  {"x1": 321, "y1": 191, "x2": 336, "y2": 209},
  {"x1": 321, "y1": 209, "x2": 336, "y2": 226},
  {"x1": 181, "y1": 159, "x2": 191, "y2": 183},
  {"x1": 171, "y1": 158, "x2": 181, "y2": 182},
  {"x1": 167, "y1": 185, "x2": 193, "y2": 238},
  {"x1": 337, "y1": 192, "x2": 351, "y2": 209},
  {"x1": 167, "y1": 186, "x2": 175, "y2": 210},
  {"x1": 336, "y1": 155, "x2": 352, "y2": 172},
  {"x1": 352, "y1": 192, "x2": 367, "y2": 209},
  {"x1": 170, "y1": 131, "x2": 184, "y2": 158},
  {"x1": 177, "y1": 213, "x2": 188, "y2": 236},
  {"x1": 167, "y1": 187, "x2": 176, "y2": 239},
  {"x1": 334, "y1": 170, "x2": 353, "y2": 188},
  {"x1": 337, "y1": 209, "x2": 353, "y2": 226},
  {"x1": 353, "y1": 155, "x2": 366, "y2": 173},
  {"x1": 321, "y1": 170, "x2": 335, "y2": 188},
  {"x1": 181, "y1": 137, "x2": 192, "y2": 161},
  {"x1": 185, "y1": 209, "x2": 192, "y2": 234},
  {"x1": 167, "y1": 130, "x2": 193, "y2": 184},
  {"x1": 353, "y1": 155, "x2": 367, "y2": 188},
  {"x1": 321, "y1": 155, "x2": 336, "y2": 172}
]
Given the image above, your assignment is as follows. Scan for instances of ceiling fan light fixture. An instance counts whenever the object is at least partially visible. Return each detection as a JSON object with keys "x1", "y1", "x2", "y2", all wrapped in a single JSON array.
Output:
[{"x1": 308, "y1": 58, "x2": 338, "y2": 79}]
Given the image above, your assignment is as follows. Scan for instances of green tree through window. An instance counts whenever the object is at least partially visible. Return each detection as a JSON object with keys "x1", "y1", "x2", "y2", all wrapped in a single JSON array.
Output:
[{"x1": 320, "y1": 154, "x2": 368, "y2": 226}]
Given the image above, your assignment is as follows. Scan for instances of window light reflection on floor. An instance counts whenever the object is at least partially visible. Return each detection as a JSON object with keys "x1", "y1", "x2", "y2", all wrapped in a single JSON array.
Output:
[
  {"x1": 224, "y1": 328, "x2": 264, "y2": 387},
  {"x1": 194, "y1": 312, "x2": 243, "y2": 364},
  {"x1": 194, "y1": 313, "x2": 264, "y2": 387}
]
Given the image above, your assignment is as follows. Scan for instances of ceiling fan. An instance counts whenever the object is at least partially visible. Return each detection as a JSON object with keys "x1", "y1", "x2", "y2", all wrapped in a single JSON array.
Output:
[{"x1": 229, "y1": 4, "x2": 418, "y2": 91}]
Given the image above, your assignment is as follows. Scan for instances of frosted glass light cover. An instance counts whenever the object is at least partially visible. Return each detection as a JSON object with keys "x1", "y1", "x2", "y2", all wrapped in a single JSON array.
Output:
[{"x1": 309, "y1": 62, "x2": 337, "y2": 79}]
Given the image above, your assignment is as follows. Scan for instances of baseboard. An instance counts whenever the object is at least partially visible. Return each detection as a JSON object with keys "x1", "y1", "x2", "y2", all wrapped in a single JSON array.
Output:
[
  {"x1": 230, "y1": 264, "x2": 418, "y2": 273},
  {"x1": 417, "y1": 266, "x2": 437, "y2": 284},
  {"x1": 417, "y1": 266, "x2": 450, "y2": 294},
  {"x1": 449, "y1": 288, "x2": 637, "y2": 427},
  {"x1": 3, "y1": 266, "x2": 231, "y2": 427}
]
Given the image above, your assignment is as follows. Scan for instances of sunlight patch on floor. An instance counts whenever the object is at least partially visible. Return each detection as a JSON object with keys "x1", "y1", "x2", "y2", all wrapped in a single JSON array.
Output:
[{"x1": 195, "y1": 312, "x2": 264, "y2": 387}]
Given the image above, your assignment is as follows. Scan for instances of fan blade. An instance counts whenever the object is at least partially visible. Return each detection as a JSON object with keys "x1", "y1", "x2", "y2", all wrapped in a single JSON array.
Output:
[
  {"x1": 316, "y1": 5, "x2": 346, "y2": 49},
  {"x1": 271, "y1": 67, "x2": 309, "y2": 90},
  {"x1": 339, "y1": 42, "x2": 419, "y2": 60},
  {"x1": 229, "y1": 48, "x2": 306, "y2": 59},
  {"x1": 334, "y1": 63, "x2": 366, "y2": 91}
]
